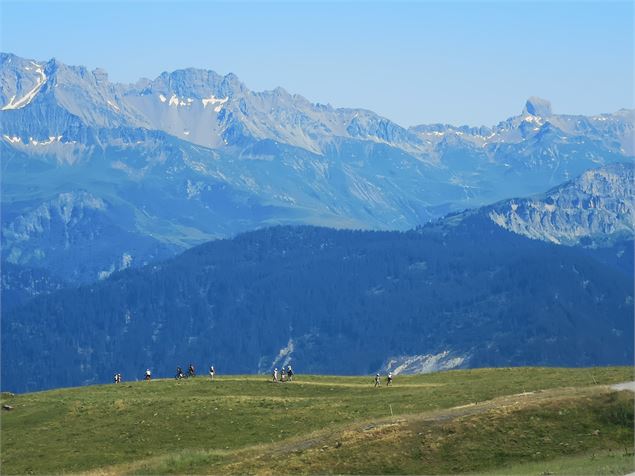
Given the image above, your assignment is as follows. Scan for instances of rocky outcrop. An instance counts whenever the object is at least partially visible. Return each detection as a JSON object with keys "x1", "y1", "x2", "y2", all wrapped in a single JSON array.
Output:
[{"x1": 487, "y1": 163, "x2": 634, "y2": 246}]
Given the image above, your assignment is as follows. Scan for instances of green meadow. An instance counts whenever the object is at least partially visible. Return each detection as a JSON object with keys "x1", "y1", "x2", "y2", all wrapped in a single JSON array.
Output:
[{"x1": 1, "y1": 367, "x2": 632, "y2": 475}]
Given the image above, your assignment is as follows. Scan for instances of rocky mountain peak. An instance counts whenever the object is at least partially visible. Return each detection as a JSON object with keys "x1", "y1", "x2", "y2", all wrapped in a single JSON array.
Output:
[{"x1": 523, "y1": 96, "x2": 552, "y2": 117}]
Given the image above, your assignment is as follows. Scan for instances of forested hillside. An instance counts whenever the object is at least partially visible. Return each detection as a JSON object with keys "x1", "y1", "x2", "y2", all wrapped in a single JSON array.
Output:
[{"x1": 3, "y1": 214, "x2": 632, "y2": 392}]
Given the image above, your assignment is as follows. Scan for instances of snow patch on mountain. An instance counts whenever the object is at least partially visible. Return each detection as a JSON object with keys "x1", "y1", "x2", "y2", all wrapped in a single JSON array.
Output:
[
  {"x1": 3, "y1": 135, "x2": 21, "y2": 143},
  {"x1": 107, "y1": 100, "x2": 120, "y2": 112},
  {"x1": 202, "y1": 95, "x2": 228, "y2": 110},
  {"x1": 23, "y1": 136, "x2": 64, "y2": 146},
  {"x1": 1, "y1": 61, "x2": 46, "y2": 110}
]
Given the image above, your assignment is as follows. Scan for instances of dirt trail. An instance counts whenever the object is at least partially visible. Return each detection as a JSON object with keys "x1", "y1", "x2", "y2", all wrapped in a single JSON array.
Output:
[
  {"x1": 210, "y1": 378, "x2": 444, "y2": 388},
  {"x1": 83, "y1": 383, "x2": 621, "y2": 476},
  {"x1": 271, "y1": 383, "x2": 613, "y2": 455}
]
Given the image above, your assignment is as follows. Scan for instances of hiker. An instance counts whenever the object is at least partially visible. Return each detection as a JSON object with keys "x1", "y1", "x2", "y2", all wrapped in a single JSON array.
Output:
[
  {"x1": 387, "y1": 372, "x2": 393, "y2": 386},
  {"x1": 176, "y1": 367, "x2": 184, "y2": 379},
  {"x1": 374, "y1": 373, "x2": 381, "y2": 387},
  {"x1": 273, "y1": 368, "x2": 278, "y2": 382},
  {"x1": 287, "y1": 365, "x2": 294, "y2": 381},
  {"x1": 145, "y1": 369, "x2": 152, "y2": 381},
  {"x1": 117, "y1": 373, "x2": 122, "y2": 384},
  {"x1": 188, "y1": 363, "x2": 195, "y2": 377},
  {"x1": 114, "y1": 373, "x2": 119, "y2": 384},
  {"x1": 209, "y1": 365, "x2": 215, "y2": 380}
]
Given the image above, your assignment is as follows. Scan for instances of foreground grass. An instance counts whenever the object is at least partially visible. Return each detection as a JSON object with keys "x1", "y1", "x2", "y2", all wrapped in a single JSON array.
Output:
[
  {"x1": 482, "y1": 449, "x2": 634, "y2": 475},
  {"x1": 1, "y1": 367, "x2": 632, "y2": 475},
  {"x1": 210, "y1": 388, "x2": 632, "y2": 475}
]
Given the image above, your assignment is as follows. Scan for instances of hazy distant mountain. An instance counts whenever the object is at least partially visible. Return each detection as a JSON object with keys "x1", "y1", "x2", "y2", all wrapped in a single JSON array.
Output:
[{"x1": 1, "y1": 53, "x2": 633, "y2": 281}]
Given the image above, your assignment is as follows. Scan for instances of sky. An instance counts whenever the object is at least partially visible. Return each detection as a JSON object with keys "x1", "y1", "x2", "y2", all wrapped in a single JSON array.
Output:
[{"x1": 1, "y1": 1, "x2": 633, "y2": 127}]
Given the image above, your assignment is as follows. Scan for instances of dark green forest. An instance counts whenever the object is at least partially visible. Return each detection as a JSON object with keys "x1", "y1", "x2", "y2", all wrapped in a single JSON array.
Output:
[{"x1": 2, "y1": 214, "x2": 633, "y2": 392}]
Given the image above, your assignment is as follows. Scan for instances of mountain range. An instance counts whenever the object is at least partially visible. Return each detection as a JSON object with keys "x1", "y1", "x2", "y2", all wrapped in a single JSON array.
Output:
[
  {"x1": 1, "y1": 53, "x2": 633, "y2": 283},
  {"x1": 1, "y1": 53, "x2": 633, "y2": 392},
  {"x1": 2, "y1": 163, "x2": 633, "y2": 392}
]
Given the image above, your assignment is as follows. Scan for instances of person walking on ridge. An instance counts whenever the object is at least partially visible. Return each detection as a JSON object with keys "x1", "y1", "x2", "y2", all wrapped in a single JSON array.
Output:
[{"x1": 287, "y1": 365, "x2": 294, "y2": 381}]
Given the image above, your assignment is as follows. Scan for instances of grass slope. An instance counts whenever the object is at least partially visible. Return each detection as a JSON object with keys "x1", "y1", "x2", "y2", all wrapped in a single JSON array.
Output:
[{"x1": 1, "y1": 367, "x2": 633, "y2": 475}]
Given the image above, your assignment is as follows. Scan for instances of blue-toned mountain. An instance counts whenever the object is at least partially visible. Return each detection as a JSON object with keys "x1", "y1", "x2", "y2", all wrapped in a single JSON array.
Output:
[
  {"x1": 485, "y1": 162, "x2": 634, "y2": 246},
  {"x1": 1, "y1": 53, "x2": 633, "y2": 282},
  {"x1": 2, "y1": 164, "x2": 633, "y2": 392}
]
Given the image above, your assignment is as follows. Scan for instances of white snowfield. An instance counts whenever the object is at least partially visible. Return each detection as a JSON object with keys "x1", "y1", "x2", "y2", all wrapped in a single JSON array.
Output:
[
  {"x1": 2, "y1": 62, "x2": 47, "y2": 110},
  {"x1": 202, "y1": 94, "x2": 228, "y2": 112},
  {"x1": 106, "y1": 100, "x2": 120, "y2": 112},
  {"x1": 3, "y1": 135, "x2": 63, "y2": 146},
  {"x1": 3, "y1": 135, "x2": 21, "y2": 143}
]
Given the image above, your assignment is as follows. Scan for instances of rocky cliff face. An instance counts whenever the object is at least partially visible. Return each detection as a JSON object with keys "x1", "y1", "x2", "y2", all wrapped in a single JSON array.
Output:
[
  {"x1": 487, "y1": 163, "x2": 633, "y2": 246},
  {"x1": 1, "y1": 53, "x2": 633, "y2": 281}
]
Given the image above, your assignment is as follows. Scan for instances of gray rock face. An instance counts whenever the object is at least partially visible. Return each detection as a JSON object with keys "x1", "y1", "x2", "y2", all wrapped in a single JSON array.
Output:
[
  {"x1": 523, "y1": 96, "x2": 552, "y2": 117},
  {"x1": 381, "y1": 351, "x2": 467, "y2": 375},
  {"x1": 0, "y1": 53, "x2": 47, "y2": 110},
  {"x1": 2, "y1": 53, "x2": 632, "y2": 158},
  {"x1": 487, "y1": 163, "x2": 634, "y2": 246},
  {"x1": 1, "y1": 53, "x2": 634, "y2": 280}
]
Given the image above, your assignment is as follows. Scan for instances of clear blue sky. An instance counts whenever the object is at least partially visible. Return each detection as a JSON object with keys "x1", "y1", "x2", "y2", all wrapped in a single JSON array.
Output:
[{"x1": 1, "y1": 1, "x2": 633, "y2": 127}]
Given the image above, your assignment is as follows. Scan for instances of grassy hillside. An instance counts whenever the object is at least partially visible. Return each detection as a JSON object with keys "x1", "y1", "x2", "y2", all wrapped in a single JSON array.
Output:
[{"x1": 1, "y1": 367, "x2": 633, "y2": 475}]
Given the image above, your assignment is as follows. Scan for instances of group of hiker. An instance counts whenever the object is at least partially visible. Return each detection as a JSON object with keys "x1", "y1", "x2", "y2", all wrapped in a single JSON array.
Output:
[
  {"x1": 114, "y1": 363, "x2": 215, "y2": 383},
  {"x1": 271, "y1": 365, "x2": 294, "y2": 382},
  {"x1": 115, "y1": 365, "x2": 395, "y2": 386},
  {"x1": 175, "y1": 363, "x2": 206, "y2": 380},
  {"x1": 374, "y1": 372, "x2": 393, "y2": 387}
]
